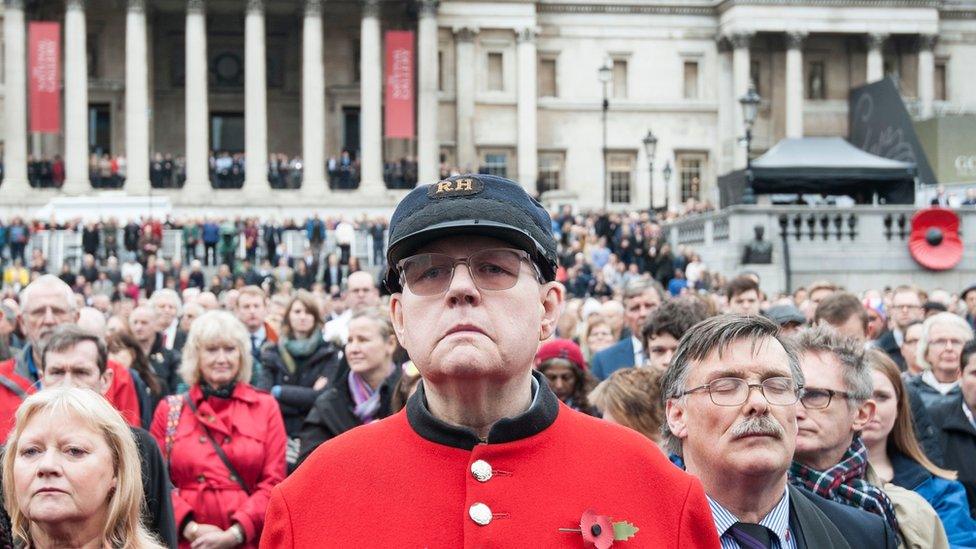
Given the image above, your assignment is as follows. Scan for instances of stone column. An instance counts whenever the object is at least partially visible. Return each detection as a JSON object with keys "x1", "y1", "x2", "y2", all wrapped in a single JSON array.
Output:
[
  {"x1": 63, "y1": 0, "x2": 89, "y2": 193},
  {"x1": 2, "y1": 0, "x2": 29, "y2": 194},
  {"x1": 785, "y1": 31, "x2": 806, "y2": 139},
  {"x1": 184, "y1": 0, "x2": 210, "y2": 190},
  {"x1": 244, "y1": 0, "x2": 268, "y2": 189},
  {"x1": 516, "y1": 28, "x2": 538, "y2": 191},
  {"x1": 125, "y1": 0, "x2": 150, "y2": 194},
  {"x1": 454, "y1": 27, "x2": 477, "y2": 172},
  {"x1": 865, "y1": 33, "x2": 886, "y2": 83},
  {"x1": 918, "y1": 34, "x2": 937, "y2": 119},
  {"x1": 359, "y1": 0, "x2": 383, "y2": 192},
  {"x1": 416, "y1": 0, "x2": 440, "y2": 185},
  {"x1": 730, "y1": 32, "x2": 753, "y2": 170},
  {"x1": 716, "y1": 37, "x2": 734, "y2": 175},
  {"x1": 301, "y1": 0, "x2": 327, "y2": 194}
]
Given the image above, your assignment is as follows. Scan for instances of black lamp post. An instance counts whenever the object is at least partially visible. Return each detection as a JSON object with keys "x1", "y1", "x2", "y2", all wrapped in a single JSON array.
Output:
[
  {"x1": 642, "y1": 129, "x2": 658, "y2": 212},
  {"x1": 662, "y1": 160, "x2": 672, "y2": 212},
  {"x1": 598, "y1": 58, "x2": 613, "y2": 210},
  {"x1": 739, "y1": 84, "x2": 761, "y2": 204}
]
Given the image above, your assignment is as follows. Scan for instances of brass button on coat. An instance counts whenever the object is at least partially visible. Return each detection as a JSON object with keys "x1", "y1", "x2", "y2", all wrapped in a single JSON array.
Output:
[
  {"x1": 468, "y1": 503, "x2": 492, "y2": 526},
  {"x1": 470, "y1": 460, "x2": 493, "y2": 482}
]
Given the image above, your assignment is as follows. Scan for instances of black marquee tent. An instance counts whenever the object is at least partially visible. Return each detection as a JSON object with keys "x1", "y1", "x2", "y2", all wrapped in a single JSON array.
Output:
[{"x1": 718, "y1": 137, "x2": 917, "y2": 207}]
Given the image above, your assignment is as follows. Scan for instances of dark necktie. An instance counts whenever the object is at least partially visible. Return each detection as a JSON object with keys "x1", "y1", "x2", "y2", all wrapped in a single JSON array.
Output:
[
  {"x1": 728, "y1": 522, "x2": 774, "y2": 549},
  {"x1": 251, "y1": 335, "x2": 261, "y2": 363}
]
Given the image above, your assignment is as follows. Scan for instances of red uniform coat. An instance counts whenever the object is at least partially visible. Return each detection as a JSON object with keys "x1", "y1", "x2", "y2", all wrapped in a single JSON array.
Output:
[
  {"x1": 0, "y1": 360, "x2": 34, "y2": 442},
  {"x1": 105, "y1": 360, "x2": 141, "y2": 427},
  {"x1": 262, "y1": 378, "x2": 720, "y2": 548},
  {"x1": 150, "y1": 383, "x2": 286, "y2": 547}
]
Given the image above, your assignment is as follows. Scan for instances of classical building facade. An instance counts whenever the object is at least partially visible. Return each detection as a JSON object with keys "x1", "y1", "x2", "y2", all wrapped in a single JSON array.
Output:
[{"x1": 1, "y1": 0, "x2": 975, "y2": 215}]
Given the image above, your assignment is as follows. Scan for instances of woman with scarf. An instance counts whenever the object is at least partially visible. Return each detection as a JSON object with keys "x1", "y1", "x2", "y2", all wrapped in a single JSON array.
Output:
[
  {"x1": 150, "y1": 310, "x2": 286, "y2": 548},
  {"x1": 256, "y1": 290, "x2": 341, "y2": 470},
  {"x1": 297, "y1": 308, "x2": 401, "y2": 465},
  {"x1": 862, "y1": 349, "x2": 976, "y2": 547}
]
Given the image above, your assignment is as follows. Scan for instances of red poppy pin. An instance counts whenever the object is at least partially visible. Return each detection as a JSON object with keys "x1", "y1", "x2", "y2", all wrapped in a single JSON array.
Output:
[
  {"x1": 559, "y1": 509, "x2": 639, "y2": 548},
  {"x1": 909, "y1": 208, "x2": 962, "y2": 270}
]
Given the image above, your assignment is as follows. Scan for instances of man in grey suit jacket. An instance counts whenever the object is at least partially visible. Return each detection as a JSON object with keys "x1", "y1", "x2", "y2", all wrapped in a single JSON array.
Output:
[
  {"x1": 663, "y1": 314, "x2": 896, "y2": 548},
  {"x1": 590, "y1": 278, "x2": 663, "y2": 380}
]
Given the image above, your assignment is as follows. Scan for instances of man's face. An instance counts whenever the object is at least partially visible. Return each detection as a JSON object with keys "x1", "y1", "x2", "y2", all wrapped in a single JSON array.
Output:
[
  {"x1": 961, "y1": 353, "x2": 976, "y2": 412},
  {"x1": 924, "y1": 321, "x2": 972, "y2": 381},
  {"x1": 865, "y1": 309, "x2": 885, "y2": 340},
  {"x1": 794, "y1": 351, "x2": 874, "y2": 470},
  {"x1": 345, "y1": 273, "x2": 379, "y2": 312},
  {"x1": 22, "y1": 285, "x2": 78, "y2": 349},
  {"x1": 729, "y1": 289, "x2": 761, "y2": 316},
  {"x1": 390, "y1": 235, "x2": 562, "y2": 384},
  {"x1": 624, "y1": 290, "x2": 661, "y2": 335},
  {"x1": 128, "y1": 309, "x2": 157, "y2": 344},
  {"x1": 890, "y1": 291, "x2": 923, "y2": 330},
  {"x1": 154, "y1": 297, "x2": 179, "y2": 329},
  {"x1": 236, "y1": 294, "x2": 267, "y2": 332},
  {"x1": 809, "y1": 288, "x2": 835, "y2": 307},
  {"x1": 41, "y1": 341, "x2": 112, "y2": 394},
  {"x1": 646, "y1": 332, "x2": 679, "y2": 371},
  {"x1": 827, "y1": 314, "x2": 867, "y2": 342},
  {"x1": 667, "y1": 337, "x2": 798, "y2": 482},
  {"x1": 901, "y1": 323, "x2": 922, "y2": 372},
  {"x1": 966, "y1": 292, "x2": 976, "y2": 316}
]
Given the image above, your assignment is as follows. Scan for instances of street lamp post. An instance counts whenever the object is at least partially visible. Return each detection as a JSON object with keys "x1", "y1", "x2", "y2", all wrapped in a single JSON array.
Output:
[
  {"x1": 739, "y1": 84, "x2": 761, "y2": 204},
  {"x1": 642, "y1": 129, "x2": 658, "y2": 212},
  {"x1": 598, "y1": 58, "x2": 613, "y2": 210},
  {"x1": 662, "y1": 160, "x2": 672, "y2": 213}
]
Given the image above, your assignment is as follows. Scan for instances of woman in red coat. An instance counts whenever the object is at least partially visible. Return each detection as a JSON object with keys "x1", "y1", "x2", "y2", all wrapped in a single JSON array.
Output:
[{"x1": 151, "y1": 310, "x2": 286, "y2": 548}]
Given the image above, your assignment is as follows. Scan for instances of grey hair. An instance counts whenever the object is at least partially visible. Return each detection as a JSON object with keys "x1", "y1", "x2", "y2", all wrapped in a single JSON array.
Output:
[
  {"x1": 150, "y1": 289, "x2": 183, "y2": 316},
  {"x1": 622, "y1": 277, "x2": 665, "y2": 301},
  {"x1": 792, "y1": 325, "x2": 872, "y2": 404},
  {"x1": 19, "y1": 275, "x2": 77, "y2": 314},
  {"x1": 916, "y1": 311, "x2": 974, "y2": 372},
  {"x1": 660, "y1": 313, "x2": 802, "y2": 456}
]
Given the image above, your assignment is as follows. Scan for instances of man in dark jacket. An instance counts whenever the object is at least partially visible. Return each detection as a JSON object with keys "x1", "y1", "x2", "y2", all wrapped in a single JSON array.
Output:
[
  {"x1": 931, "y1": 340, "x2": 976, "y2": 515},
  {"x1": 129, "y1": 305, "x2": 181, "y2": 394},
  {"x1": 38, "y1": 325, "x2": 177, "y2": 548},
  {"x1": 663, "y1": 314, "x2": 897, "y2": 548}
]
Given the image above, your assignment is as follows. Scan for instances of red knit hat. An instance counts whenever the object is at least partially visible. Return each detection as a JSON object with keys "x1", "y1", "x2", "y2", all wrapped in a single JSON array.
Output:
[{"x1": 535, "y1": 339, "x2": 587, "y2": 371}]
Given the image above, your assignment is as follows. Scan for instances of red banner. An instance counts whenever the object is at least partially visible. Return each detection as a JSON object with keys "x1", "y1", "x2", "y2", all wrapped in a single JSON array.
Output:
[
  {"x1": 29, "y1": 22, "x2": 61, "y2": 134},
  {"x1": 384, "y1": 30, "x2": 415, "y2": 139}
]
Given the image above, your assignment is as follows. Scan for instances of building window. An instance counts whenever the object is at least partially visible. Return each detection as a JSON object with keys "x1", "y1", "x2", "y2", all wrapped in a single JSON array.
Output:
[
  {"x1": 482, "y1": 150, "x2": 509, "y2": 177},
  {"x1": 676, "y1": 152, "x2": 707, "y2": 202},
  {"x1": 683, "y1": 60, "x2": 699, "y2": 99},
  {"x1": 750, "y1": 60, "x2": 761, "y2": 96},
  {"x1": 612, "y1": 59, "x2": 628, "y2": 99},
  {"x1": 487, "y1": 52, "x2": 504, "y2": 91},
  {"x1": 438, "y1": 50, "x2": 445, "y2": 91},
  {"x1": 935, "y1": 61, "x2": 947, "y2": 101},
  {"x1": 807, "y1": 60, "x2": 826, "y2": 100},
  {"x1": 539, "y1": 58, "x2": 557, "y2": 97},
  {"x1": 537, "y1": 152, "x2": 564, "y2": 194},
  {"x1": 608, "y1": 152, "x2": 635, "y2": 204}
]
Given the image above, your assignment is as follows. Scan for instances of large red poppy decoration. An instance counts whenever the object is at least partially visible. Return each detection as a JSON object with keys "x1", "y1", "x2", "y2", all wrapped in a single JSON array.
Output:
[{"x1": 909, "y1": 208, "x2": 962, "y2": 270}]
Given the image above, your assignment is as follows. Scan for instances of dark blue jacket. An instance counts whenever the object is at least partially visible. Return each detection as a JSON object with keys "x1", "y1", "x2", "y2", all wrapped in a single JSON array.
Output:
[
  {"x1": 590, "y1": 337, "x2": 636, "y2": 380},
  {"x1": 201, "y1": 222, "x2": 220, "y2": 244},
  {"x1": 891, "y1": 450, "x2": 976, "y2": 548}
]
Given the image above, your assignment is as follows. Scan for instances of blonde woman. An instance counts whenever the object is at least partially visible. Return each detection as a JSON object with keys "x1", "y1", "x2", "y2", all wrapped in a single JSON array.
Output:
[
  {"x1": 3, "y1": 387, "x2": 164, "y2": 549},
  {"x1": 150, "y1": 310, "x2": 286, "y2": 548}
]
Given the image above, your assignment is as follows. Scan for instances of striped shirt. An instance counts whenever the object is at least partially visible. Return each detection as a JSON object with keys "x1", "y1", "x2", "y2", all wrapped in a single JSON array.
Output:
[{"x1": 708, "y1": 489, "x2": 796, "y2": 549}]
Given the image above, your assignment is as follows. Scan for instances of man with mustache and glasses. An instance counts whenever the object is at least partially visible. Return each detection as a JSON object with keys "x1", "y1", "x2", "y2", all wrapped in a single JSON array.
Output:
[
  {"x1": 263, "y1": 174, "x2": 720, "y2": 548},
  {"x1": 664, "y1": 314, "x2": 897, "y2": 548},
  {"x1": 792, "y1": 326, "x2": 944, "y2": 548}
]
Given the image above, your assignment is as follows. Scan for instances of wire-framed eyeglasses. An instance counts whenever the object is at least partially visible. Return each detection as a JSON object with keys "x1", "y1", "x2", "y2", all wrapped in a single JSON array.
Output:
[
  {"x1": 677, "y1": 377, "x2": 803, "y2": 407},
  {"x1": 397, "y1": 248, "x2": 541, "y2": 296}
]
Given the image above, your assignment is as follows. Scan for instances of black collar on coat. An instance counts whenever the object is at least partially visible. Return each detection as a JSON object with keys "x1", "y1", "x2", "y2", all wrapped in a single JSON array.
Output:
[{"x1": 406, "y1": 369, "x2": 559, "y2": 451}]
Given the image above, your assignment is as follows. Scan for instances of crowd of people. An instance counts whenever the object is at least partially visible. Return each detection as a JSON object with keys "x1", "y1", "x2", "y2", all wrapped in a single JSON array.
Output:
[{"x1": 0, "y1": 174, "x2": 975, "y2": 547}]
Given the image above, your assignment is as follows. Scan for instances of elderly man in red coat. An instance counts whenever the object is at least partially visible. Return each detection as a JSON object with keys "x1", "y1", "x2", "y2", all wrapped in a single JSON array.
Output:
[{"x1": 262, "y1": 174, "x2": 720, "y2": 548}]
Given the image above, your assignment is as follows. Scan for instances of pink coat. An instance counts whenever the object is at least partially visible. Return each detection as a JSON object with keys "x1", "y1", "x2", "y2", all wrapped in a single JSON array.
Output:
[{"x1": 151, "y1": 383, "x2": 286, "y2": 547}]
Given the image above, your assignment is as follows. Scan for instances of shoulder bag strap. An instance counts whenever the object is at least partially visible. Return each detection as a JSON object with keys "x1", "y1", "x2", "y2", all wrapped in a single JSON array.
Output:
[
  {"x1": 0, "y1": 374, "x2": 27, "y2": 400},
  {"x1": 183, "y1": 394, "x2": 252, "y2": 495},
  {"x1": 163, "y1": 394, "x2": 184, "y2": 461}
]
